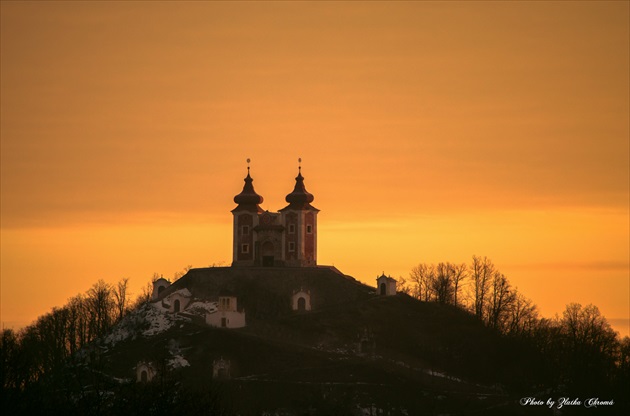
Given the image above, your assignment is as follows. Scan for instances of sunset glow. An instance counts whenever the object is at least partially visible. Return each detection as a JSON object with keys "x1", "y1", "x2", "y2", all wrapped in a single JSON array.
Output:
[{"x1": 1, "y1": 2, "x2": 628, "y2": 335}]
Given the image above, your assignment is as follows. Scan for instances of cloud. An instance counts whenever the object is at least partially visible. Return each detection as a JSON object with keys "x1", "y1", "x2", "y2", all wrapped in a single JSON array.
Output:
[{"x1": 508, "y1": 261, "x2": 630, "y2": 272}]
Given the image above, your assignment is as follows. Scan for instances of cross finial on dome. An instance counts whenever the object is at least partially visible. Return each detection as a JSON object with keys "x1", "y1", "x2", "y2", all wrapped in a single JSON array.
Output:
[{"x1": 233, "y1": 158, "x2": 263, "y2": 210}]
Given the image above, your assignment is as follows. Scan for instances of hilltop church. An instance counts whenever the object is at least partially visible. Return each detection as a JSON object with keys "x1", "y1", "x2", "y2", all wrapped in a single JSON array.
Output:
[
  {"x1": 231, "y1": 160, "x2": 319, "y2": 268},
  {"x1": 150, "y1": 161, "x2": 397, "y2": 323},
  {"x1": 141, "y1": 161, "x2": 398, "y2": 382}
]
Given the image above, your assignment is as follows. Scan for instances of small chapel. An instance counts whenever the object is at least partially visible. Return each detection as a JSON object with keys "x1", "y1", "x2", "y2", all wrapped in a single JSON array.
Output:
[{"x1": 231, "y1": 159, "x2": 319, "y2": 268}]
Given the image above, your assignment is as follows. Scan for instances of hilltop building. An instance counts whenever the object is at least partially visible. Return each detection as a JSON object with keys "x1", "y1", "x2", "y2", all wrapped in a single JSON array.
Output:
[
  {"x1": 213, "y1": 357, "x2": 232, "y2": 379},
  {"x1": 291, "y1": 289, "x2": 312, "y2": 312},
  {"x1": 136, "y1": 361, "x2": 156, "y2": 383},
  {"x1": 165, "y1": 288, "x2": 192, "y2": 313},
  {"x1": 232, "y1": 161, "x2": 319, "y2": 268},
  {"x1": 149, "y1": 161, "x2": 397, "y2": 325},
  {"x1": 376, "y1": 273, "x2": 397, "y2": 296},
  {"x1": 206, "y1": 296, "x2": 246, "y2": 328},
  {"x1": 152, "y1": 276, "x2": 171, "y2": 301}
]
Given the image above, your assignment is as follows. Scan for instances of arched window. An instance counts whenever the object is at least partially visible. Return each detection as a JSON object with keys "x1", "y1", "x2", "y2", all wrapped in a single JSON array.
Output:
[
  {"x1": 297, "y1": 297, "x2": 306, "y2": 311},
  {"x1": 174, "y1": 299, "x2": 181, "y2": 313}
]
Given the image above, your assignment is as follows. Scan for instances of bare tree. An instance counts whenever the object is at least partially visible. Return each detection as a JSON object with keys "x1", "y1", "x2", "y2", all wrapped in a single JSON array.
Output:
[
  {"x1": 113, "y1": 278, "x2": 130, "y2": 321},
  {"x1": 433, "y1": 263, "x2": 454, "y2": 304},
  {"x1": 396, "y1": 275, "x2": 411, "y2": 295},
  {"x1": 561, "y1": 303, "x2": 617, "y2": 355},
  {"x1": 66, "y1": 295, "x2": 81, "y2": 355},
  {"x1": 409, "y1": 263, "x2": 436, "y2": 301},
  {"x1": 470, "y1": 255, "x2": 493, "y2": 320},
  {"x1": 86, "y1": 280, "x2": 114, "y2": 339},
  {"x1": 559, "y1": 303, "x2": 619, "y2": 388},
  {"x1": 1, "y1": 329, "x2": 20, "y2": 390},
  {"x1": 131, "y1": 278, "x2": 155, "y2": 309},
  {"x1": 618, "y1": 336, "x2": 630, "y2": 374},
  {"x1": 173, "y1": 264, "x2": 193, "y2": 280},
  {"x1": 485, "y1": 271, "x2": 515, "y2": 330},
  {"x1": 505, "y1": 292, "x2": 538, "y2": 337},
  {"x1": 68, "y1": 294, "x2": 90, "y2": 348},
  {"x1": 450, "y1": 263, "x2": 467, "y2": 308}
]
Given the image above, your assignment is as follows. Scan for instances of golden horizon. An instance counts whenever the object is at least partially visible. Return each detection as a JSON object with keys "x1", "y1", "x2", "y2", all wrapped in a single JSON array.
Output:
[{"x1": 1, "y1": 1, "x2": 628, "y2": 336}]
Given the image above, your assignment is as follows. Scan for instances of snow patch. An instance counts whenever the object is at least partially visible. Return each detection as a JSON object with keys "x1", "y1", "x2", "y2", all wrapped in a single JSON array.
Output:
[
  {"x1": 186, "y1": 301, "x2": 218, "y2": 316},
  {"x1": 168, "y1": 354, "x2": 190, "y2": 369},
  {"x1": 426, "y1": 369, "x2": 464, "y2": 383},
  {"x1": 143, "y1": 303, "x2": 176, "y2": 336},
  {"x1": 103, "y1": 302, "x2": 179, "y2": 347},
  {"x1": 165, "y1": 288, "x2": 192, "y2": 299}
]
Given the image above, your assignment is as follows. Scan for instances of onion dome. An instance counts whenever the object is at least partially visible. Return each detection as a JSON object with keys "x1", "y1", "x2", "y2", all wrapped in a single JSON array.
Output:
[
  {"x1": 283, "y1": 159, "x2": 317, "y2": 210},
  {"x1": 233, "y1": 161, "x2": 263, "y2": 212},
  {"x1": 285, "y1": 170, "x2": 314, "y2": 205}
]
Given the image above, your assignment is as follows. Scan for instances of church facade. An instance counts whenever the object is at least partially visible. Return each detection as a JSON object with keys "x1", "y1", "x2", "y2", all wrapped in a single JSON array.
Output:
[{"x1": 231, "y1": 164, "x2": 319, "y2": 268}]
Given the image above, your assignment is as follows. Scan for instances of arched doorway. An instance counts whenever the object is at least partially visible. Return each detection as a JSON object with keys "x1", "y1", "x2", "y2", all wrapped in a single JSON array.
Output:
[
  {"x1": 297, "y1": 297, "x2": 306, "y2": 311},
  {"x1": 380, "y1": 283, "x2": 386, "y2": 296},
  {"x1": 158, "y1": 285, "x2": 165, "y2": 295},
  {"x1": 174, "y1": 299, "x2": 181, "y2": 312},
  {"x1": 141, "y1": 370, "x2": 148, "y2": 382},
  {"x1": 262, "y1": 241, "x2": 274, "y2": 267}
]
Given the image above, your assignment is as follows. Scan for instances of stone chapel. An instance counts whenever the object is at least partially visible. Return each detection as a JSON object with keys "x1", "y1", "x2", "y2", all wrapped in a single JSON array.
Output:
[{"x1": 231, "y1": 161, "x2": 319, "y2": 268}]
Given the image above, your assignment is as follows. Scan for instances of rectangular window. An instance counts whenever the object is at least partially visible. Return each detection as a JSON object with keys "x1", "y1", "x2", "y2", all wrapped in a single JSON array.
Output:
[
  {"x1": 221, "y1": 317, "x2": 227, "y2": 327},
  {"x1": 242, "y1": 225, "x2": 249, "y2": 235},
  {"x1": 288, "y1": 242, "x2": 295, "y2": 252},
  {"x1": 306, "y1": 225, "x2": 312, "y2": 234},
  {"x1": 288, "y1": 224, "x2": 295, "y2": 234},
  {"x1": 242, "y1": 244, "x2": 249, "y2": 253}
]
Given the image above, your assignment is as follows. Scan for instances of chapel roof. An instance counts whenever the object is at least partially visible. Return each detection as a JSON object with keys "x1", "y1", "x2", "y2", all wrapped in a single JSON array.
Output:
[
  {"x1": 281, "y1": 163, "x2": 318, "y2": 211},
  {"x1": 232, "y1": 163, "x2": 264, "y2": 213},
  {"x1": 377, "y1": 273, "x2": 397, "y2": 282}
]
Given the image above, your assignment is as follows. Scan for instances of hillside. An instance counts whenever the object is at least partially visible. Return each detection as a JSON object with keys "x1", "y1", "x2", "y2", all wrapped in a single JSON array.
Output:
[{"x1": 66, "y1": 266, "x2": 551, "y2": 415}]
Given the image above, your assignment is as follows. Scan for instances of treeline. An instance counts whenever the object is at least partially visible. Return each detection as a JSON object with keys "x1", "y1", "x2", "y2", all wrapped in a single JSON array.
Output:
[
  {"x1": 0, "y1": 278, "x2": 149, "y2": 392},
  {"x1": 405, "y1": 256, "x2": 537, "y2": 335},
  {"x1": 402, "y1": 255, "x2": 630, "y2": 396}
]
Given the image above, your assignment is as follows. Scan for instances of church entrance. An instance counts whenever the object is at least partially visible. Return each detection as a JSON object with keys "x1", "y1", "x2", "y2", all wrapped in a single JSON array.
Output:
[
  {"x1": 380, "y1": 283, "x2": 387, "y2": 295},
  {"x1": 297, "y1": 297, "x2": 306, "y2": 311},
  {"x1": 262, "y1": 241, "x2": 274, "y2": 267}
]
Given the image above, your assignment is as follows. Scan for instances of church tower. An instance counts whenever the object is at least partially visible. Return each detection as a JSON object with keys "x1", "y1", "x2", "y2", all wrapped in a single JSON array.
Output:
[
  {"x1": 230, "y1": 159, "x2": 319, "y2": 268},
  {"x1": 280, "y1": 159, "x2": 319, "y2": 267},
  {"x1": 231, "y1": 160, "x2": 263, "y2": 267}
]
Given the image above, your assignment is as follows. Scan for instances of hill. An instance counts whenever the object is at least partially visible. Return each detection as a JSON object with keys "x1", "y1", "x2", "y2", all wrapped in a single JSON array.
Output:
[{"x1": 56, "y1": 265, "x2": 553, "y2": 415}]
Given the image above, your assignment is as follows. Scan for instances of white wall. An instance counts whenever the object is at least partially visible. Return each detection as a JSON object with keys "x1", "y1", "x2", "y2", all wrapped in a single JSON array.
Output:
[
  {"x1": 136, "y1": 363, "x2": 155, "y2": 382},
  {"x1": 151, "y1": 279, "x2": 170, "y2": 301},
  {"x1": 166, "y1": 289, "x2": 192, "y2": 313},
  {"x1": 206, "y1": 310, "x2": 246, "y2": 328},
  {"x1": 291, "y1": 290, "x2": 312, "y2": 311}
]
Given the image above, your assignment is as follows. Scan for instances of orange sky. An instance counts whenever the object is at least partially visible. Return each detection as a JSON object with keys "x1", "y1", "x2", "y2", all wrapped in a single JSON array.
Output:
[{"x1": 1, "y1": 1, "x2": 628, "y2": 335}]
